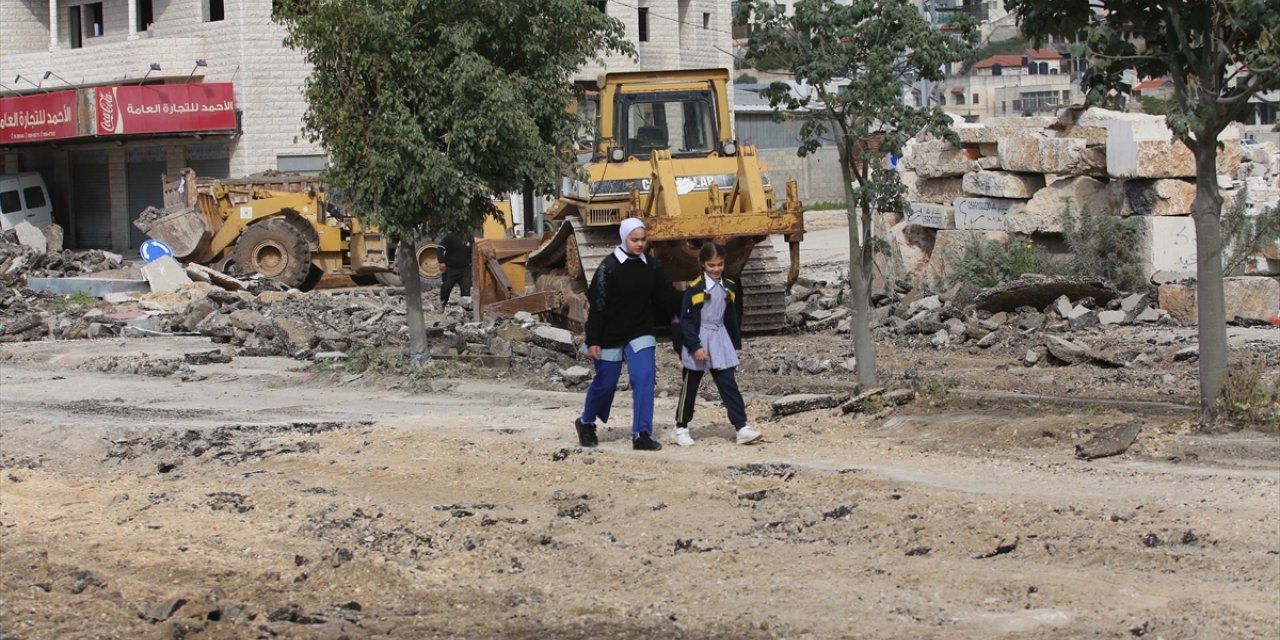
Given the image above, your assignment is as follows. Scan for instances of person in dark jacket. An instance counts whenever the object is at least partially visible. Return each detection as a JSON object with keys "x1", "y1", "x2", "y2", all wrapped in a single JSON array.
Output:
[
  {"x1": 437, "y1": 233, "x2": 473, "y2": 305},
  {"x1": 575, "y1": 217, "x2": 679, "y2": 451},
  {"x1": 671, "y1": 241, "x2": 762, "y2": 446}
]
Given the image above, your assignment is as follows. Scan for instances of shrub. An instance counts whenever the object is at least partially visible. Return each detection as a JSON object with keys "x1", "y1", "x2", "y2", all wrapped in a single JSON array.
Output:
[
  {"x1": 1222, "y1": 193, "x2": 1280, "y2": 276},
  {"x1": 944, "y1": 235, "x2": 1049, "y2": 289},
  {"x1": 1214, "y1": 361, "x2": 1280, "y2": 432},
  {"x1": 1058, "y1": 206, "x2": 1148, "y2": 292}
]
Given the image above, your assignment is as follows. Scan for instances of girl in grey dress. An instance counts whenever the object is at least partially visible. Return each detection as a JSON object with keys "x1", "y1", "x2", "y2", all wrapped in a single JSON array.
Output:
[{"x1": 671, "y1": 242, "x2": 763, "y2": 446}]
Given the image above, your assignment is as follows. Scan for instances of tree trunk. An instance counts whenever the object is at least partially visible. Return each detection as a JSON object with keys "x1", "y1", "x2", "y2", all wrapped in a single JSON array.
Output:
[
  {"x1": 399, "y1": 237, "x2": 429, "y2": 361},
  {"x1": 1190, "y1": 140, "x2": 1227, "y2": 419},
  {"x1": 840, "y1": 157, "x2": 878, "y2": 389}
]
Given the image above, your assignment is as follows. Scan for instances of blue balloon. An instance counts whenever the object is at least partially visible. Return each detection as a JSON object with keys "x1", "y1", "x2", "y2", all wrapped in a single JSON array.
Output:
[{"x1": 140, "y1": 239, "x2": 174, "y2": 263}]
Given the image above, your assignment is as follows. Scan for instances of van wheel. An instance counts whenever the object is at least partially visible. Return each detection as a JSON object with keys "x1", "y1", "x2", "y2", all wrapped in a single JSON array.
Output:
[{"x1": 232, "y1": 218, "x2": 312, "y2": 288}]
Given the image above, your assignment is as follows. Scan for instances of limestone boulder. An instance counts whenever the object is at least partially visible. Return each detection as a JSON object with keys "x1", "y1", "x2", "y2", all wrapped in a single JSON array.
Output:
[
  {"x1": 1158, "y1": 277, "x2": 1280, "y2": 323},
  {"x1": 1107, "y1": 118, "x2": 1242, "y2": 178},
  {"x1": 1005, "y1": 176, "x2": 1110, "y2": 234},
  {"x1": 913, "y1": 177, "x2": 967, "y2": 205},
  {"x1": 909, "y1": 141, "x2": 980, "y2": 178},
  {"x1": 953, "y1": 116, "x2": 1056, "y2": 144},
  {"x1": 998, "y1": 137, "x2": 1104, "y2": 175},
  {"x1": 962, "y1": 171, "x2": 1044, "y2": 199},
  {"x1": 1138, "y1": 216, "x2": 1197, "y2": 278},
  {"x1": 1124, "y1": 179, "x2": 1197, "y2": 216}
]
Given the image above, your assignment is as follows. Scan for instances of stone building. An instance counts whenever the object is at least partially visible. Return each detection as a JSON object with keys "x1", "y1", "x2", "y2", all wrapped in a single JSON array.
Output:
[{"x1": 1, "y1": 0, "x2": 730, "y2": 251}]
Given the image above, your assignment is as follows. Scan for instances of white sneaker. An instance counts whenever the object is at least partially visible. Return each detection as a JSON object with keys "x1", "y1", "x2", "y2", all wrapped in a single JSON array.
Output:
[
  {"x1": 671, "y1": 427, "x2": 695, "y2": 446},
  {"x1": 735, "y1": 425, "x2": 763, "y2": 445}
]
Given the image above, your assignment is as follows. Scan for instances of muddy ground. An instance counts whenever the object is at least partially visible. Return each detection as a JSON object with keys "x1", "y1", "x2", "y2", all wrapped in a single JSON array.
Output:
[{"x1": 2, "y1": 222, "x2": 1279, "y2": 639}]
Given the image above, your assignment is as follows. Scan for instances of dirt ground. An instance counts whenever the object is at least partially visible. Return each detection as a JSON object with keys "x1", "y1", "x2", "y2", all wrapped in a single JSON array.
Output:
[{"x1": 2, "y1": 225, "x2": 1279, "y2": 638}]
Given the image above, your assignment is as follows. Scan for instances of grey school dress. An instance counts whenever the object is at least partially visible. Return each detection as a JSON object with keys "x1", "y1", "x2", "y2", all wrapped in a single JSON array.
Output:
[{"x1": 680, "y1": 278, "x2": 740, "y2": 371}]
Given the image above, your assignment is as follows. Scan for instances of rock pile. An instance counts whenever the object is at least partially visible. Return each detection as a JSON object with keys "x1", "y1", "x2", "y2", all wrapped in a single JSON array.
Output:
[{"x1": 889, "y1": 107, "x2": 1279, "y2": 317}]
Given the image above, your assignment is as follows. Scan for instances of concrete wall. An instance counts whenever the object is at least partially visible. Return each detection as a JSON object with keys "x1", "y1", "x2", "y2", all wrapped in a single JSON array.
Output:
[{"x1": 759, "y1": 147, "x2": 845, "y2": 205}]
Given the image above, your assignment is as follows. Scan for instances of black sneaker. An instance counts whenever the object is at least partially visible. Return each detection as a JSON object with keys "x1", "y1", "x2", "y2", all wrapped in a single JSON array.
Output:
[
  {"x1": 632, "y1": 432, "x2": 662, "y2": 451},
  {"x1": 574, "y1": 419, "x2": 598, "y2": 448}
]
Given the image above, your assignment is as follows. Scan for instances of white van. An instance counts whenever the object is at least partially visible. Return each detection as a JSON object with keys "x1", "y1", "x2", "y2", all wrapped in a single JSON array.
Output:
[{"x1": 0, "y1": 172, "x2": 54, "y2": 231}]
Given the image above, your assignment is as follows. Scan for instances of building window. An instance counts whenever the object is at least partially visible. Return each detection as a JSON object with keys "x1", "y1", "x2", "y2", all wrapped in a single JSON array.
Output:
[
  {"x1": 972, "y1": 93, "x2": 979, "y2": 104},
  {"x1": 87, "y1": 3, "x2": 104, "y2": 37},
  {"x1": 638, "y1": 7, "x2": 649, "y2": 42},
  {"x1": 205, "y1": 0, "x2": 224, "y2": 22},
  {"x1": 1038, "y1": 62, "x2": 1049, "y2": 75},
  {"x1": 703, "y1": 12, "x2": 710, "y2": 29},
  {"x1": 69, "y1": 6, "x2": 83, "y2": 48},
  {"x1": 1062, "y1": 90, "x2": 1071, "y2": 104},
  {"x1": 1028, "y1": 63, "x2": 1038, "y2": 75},
  {"x1": 954, "y1": 92, "x2": 965, "y2": 105},
  {"x1": 991, "y1": 63, "x2": 1002, "y2": 76},
  {"x1": 138, "y1": 0, "x2": 154, "y2": 31}
]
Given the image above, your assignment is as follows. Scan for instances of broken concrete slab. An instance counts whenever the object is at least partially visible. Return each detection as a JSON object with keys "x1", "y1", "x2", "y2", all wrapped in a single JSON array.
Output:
[
  {"x1": 973, "y1": 276, "x2": 1121, "y2": 313},
  {"x1": 25, "y1": 277, "x2": 151, "y2": 298},
  {"x1": 840, "y1": 388, "x2": 886, "y2": 414},
  {"x1": 13, "y1": 221, "x2": 47, "y2": 253},
  {"x1": 185, "y1": 263, "x2": 246, "y2": 291},
  {"x1": 1075, "y1": 420, "x2": 1144, "y2": 460},
  {"x1": 1098, "y1": 310, "x2": 1127, "y2": 325},
  {"x1": 773, "y1": 393, "x2": 841, "y2": 417},
  {"x1": 532, "y1": 325, "x2": 577, "y2": 355},
  {"x1": 141, "y1": 256, "x2": 194, "y2": 293}
]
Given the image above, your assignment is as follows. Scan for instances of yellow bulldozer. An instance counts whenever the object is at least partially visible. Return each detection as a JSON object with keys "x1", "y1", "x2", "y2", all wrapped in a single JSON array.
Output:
[
  {"x1": 474, "y1": 68, "x2": 805, "y2": 332},
  {"x1": 134, "y1": 168, "x2": 396, "y2": 288}
]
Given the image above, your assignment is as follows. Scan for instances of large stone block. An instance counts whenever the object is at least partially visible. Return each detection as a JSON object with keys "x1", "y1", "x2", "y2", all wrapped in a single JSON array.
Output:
[
  {"x1": 1107, "y1": 119, "x2": 1242, "y2": 178},
  {"x1": 913, "y1": 177, "x2": 966, "y2": 204},
  {"x1": 909, "y1": 141, "x2": 980, "y2": 178},
  {"x1": 962, "y1": 170, "x2": 1044, "y2": 198},
  {"x1": 953, "y1": 116, "x2": 1056, "y2": 144},
  {"x1": 1005, "y1": 176, "x2": 1111, "y2": 234},
  {"x1": 954, "y1": 198, "x2": 1017, "y2": 230},
  {"x1": 1158, "y1": 277, "x2": 1280, "y2": 322},
  {"x1": 927, "y1": 230, "x2": 1010, "y2": 284},
  {"x1": 1058, "y1": 107, "x2": 1159, "y2": 146},
  {"x1": 1138, "y1": 216, "x2": 1197, "y2": 278},
  {"x1": 1124, "y1": 179, "x2": 1197, "y2": 216},
  {"x1": 999, "y1": 137, "x2": 1104, "y2": 175}
]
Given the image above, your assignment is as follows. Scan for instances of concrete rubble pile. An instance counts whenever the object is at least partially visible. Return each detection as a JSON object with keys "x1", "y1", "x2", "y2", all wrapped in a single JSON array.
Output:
[
  {"x1": 0, "y1": 228, "x2": 130, "y2": 342},
  {"x1": 778, "y1": 272, "x2": 1278, "y2": 375},
  {"x1": 889, "y1": 107, "x2": 1280, "y2": 321}
]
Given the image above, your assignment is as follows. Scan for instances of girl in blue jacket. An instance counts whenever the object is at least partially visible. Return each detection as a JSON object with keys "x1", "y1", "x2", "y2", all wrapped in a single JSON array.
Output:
[{"x1": 672, "y1": 242, "x2": 762, "y2": 446}]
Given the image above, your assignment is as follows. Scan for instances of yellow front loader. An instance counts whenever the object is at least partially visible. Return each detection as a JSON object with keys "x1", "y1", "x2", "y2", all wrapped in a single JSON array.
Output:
[{"x1": 134, "y1": 168, "x2": 394, "y2": 288}]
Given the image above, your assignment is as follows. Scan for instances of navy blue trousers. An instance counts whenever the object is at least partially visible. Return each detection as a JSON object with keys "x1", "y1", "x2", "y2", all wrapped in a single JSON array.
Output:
[
  {"x1": 580, "y1": 343, "x2": 656, "y2": 436},
  {"x1": 675, "y1": 366, "x2": 746, "y2": 430}
]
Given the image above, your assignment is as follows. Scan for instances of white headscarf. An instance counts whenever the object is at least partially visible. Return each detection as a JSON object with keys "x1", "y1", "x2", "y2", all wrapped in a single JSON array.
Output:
[
  {"x1": 618, "y1": 217, "x2": 646, "y2": 245},
  {"x1": 615, "y1": 217, "x2": 648, "y2": 263}
]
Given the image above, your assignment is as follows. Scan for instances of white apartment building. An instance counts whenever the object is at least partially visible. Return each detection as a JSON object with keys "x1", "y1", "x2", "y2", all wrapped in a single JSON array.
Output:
[
  {"x1": 1, "y1": 0, "x2": 729, "y2": 251},
  {"x1": 931, "y1": 48, "x2": 1083, "y2": 121}
]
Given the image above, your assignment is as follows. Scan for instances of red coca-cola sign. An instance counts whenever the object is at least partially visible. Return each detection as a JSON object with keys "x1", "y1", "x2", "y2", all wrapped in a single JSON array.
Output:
[
  {"x1": 98, "y1": 88, "x2": 119, "y2": 135},
  {"x1": 94, "y1": 83, "x2": 236, "y2": 135}
]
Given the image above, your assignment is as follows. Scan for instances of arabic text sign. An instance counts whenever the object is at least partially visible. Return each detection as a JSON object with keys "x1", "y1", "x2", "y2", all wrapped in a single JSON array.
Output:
[
  {"x1": 0, "y1": 91, "x2": 79, "y2": 144},
  {"x1": 97, "y1": 83, "x2": 236, "y2": 135},
  {"x1": 905, "y1": 203, "x2": 950, "y2": 229},
  {"x1": 953, "y1": 198, "x2": 1016, "y2": 230}
]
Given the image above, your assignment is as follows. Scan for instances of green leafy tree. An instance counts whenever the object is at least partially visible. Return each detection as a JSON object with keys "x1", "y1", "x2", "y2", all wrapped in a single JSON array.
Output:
[
  {"x1": 273, "y1": 0, "x2": 631, "y2": 358},
  {"x1": 1005, "y1": 0, "x2": 1280, "y2": 419},
  {"x1": 736, "y1": 0, "x2": 976, "y2": 388}
]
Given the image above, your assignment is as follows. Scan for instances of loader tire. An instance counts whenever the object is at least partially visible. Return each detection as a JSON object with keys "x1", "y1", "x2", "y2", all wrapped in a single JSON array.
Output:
[{"x1": 232, "y1": 218, "x2": 312, "y2": 288}]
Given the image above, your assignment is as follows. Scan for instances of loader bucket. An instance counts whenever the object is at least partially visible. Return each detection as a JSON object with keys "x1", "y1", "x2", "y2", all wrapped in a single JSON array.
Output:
[{"x1": 132, "y1": 203, "x2": 211, "y2": 259}]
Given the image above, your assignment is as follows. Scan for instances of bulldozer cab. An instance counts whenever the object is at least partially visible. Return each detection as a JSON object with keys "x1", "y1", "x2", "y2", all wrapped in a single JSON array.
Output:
[{"x1": 592, "y1": 69, "x2": 734, "y2": 162}]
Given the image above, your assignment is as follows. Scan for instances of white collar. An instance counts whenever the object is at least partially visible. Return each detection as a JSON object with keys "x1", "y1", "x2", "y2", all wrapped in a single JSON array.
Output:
[
  {"x1": 614, "y1": 246, "x2": 647, "y2": 264},
  {"x1": 704, "y1": 273, "x2": 723, "y2": 290}
]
